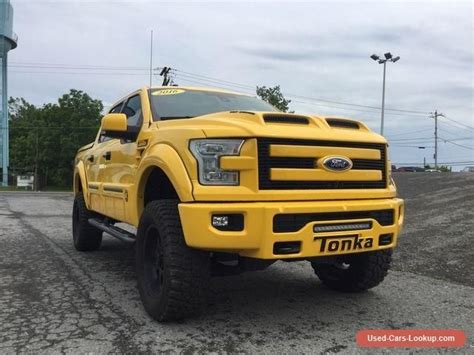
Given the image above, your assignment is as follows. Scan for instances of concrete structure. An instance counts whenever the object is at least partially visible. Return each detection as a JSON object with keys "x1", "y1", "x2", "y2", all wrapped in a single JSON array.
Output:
[{"x1": 0, "y1": 0, "x2": 17, "y2": 186}]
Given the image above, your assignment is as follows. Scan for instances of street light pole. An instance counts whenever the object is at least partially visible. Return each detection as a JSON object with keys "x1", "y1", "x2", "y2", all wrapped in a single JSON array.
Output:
[
  {"x1": 381, "y1": 61, "x2": 386, "y2": 136},
  {"x1": 370, "y1": 52, "x2": 400, "y2": 136}
]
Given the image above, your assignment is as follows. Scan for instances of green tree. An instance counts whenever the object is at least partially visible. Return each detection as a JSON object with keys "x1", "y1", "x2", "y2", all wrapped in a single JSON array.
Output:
[
  {"x1": 256, "y1": 85, "x2": 292, "y2": 112},
  {"x1": 9, "y1": 90, "x2": 103, "y2": 188}
]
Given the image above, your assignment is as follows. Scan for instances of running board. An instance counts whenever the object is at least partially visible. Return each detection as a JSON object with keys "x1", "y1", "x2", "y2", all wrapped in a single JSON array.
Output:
[{"x1": 88, "y1": 218, "x2": 136, "y2": 244}]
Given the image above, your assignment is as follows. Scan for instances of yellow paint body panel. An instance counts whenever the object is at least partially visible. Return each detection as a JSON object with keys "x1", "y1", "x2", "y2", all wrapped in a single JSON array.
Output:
[
  {"x1": 73, "y1": 86, "x2": 404, "y2": 260},
  {"x1": 270, "y1": 168, "x2": 382, "y2": 181}
]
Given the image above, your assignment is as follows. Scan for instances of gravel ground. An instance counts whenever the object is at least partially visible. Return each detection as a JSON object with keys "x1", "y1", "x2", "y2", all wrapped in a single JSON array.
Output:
[
  {"x1": 0, "y1": 173, "x2": 472, "y2": 353},
  {"x1": 392, "y1": 172, "x2": 474, "y2": 286}
]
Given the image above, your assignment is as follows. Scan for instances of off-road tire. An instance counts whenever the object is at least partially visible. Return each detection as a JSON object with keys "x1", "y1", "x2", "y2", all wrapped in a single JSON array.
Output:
[
  {"x1": 72, "y1": 193, "x2": 102, "y2": 251},
  {"x1": 136, "y1": 200, "x2": 210, "y2": 322},
  {"x1": 311, "y1": 249, "x2": 392, "y2": 292}
]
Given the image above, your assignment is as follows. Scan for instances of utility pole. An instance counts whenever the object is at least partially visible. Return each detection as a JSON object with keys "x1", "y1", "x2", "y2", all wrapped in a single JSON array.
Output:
[
  {"x1": 434, "y1": 110, "x2": 438, "y2": 170},
  {"x1": 34, "y1": 129, "x2": 39, "y2": 191},
  {"x1": 432, "y1": 110, "x2": 445, "y2": 170}
]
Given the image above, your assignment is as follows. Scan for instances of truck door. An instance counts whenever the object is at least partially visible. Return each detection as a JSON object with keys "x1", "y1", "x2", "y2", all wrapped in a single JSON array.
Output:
[
  {"x1": 85, "y1": 101, "x2": 124, "y2": 214},
  {"x1": 99, "y1": 94, "x2": 143, "y2": 223}
]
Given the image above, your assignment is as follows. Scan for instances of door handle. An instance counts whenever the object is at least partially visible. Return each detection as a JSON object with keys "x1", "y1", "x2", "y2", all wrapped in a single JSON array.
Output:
[
  {"x1": 87, "y1": 155, "x2": 94, "y2": 163},
  {"x1": 103, "y1": 151, "x2": 112, "y2": 161}
]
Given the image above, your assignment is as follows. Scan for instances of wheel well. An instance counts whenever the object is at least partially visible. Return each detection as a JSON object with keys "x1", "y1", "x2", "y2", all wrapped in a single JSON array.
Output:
[{"x1": 143, "y1": 167, "x2": 179, "y2": 206}]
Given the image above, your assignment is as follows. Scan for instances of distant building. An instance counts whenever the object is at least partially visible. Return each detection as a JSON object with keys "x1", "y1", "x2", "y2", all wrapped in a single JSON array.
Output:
[{"x1": 0, "y1": 0, "x2": 17, "y2": 186}]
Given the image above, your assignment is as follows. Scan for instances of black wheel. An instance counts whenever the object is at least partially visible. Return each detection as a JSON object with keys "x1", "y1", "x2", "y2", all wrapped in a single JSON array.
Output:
[
  {"x1": 72, "y1": 193, "x2": 102, "y2": 251},
  {"x1": 136, "y1": 200, "x2": 210, "y2": 322},
  {"x1": 311, "y1": 249, "x2": 392, "y2": 292}
]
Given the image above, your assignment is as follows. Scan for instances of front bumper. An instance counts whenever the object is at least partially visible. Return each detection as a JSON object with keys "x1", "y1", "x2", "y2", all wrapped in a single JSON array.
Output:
[{"x1": 178, "y1": 198, "x2": 404, "y2": 259}]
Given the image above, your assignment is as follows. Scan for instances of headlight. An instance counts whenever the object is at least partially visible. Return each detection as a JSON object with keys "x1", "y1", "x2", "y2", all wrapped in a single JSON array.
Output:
[{"x1": 190, "y1": 139, "x2": 244, "y2": 185}]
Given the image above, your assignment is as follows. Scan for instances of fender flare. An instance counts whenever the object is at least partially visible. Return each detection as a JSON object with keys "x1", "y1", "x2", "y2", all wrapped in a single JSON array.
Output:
[
  {"x1": 134, "y1": 144, "x2": 194, "y2": 221},
  {"x1": 74, "y1": 161, "x2": 90, "y2": 208}
]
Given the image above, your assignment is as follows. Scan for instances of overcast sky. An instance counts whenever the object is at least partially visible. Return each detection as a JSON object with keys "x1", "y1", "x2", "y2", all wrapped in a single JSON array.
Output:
[{"x1": 7, "y1": 0, "x2": 474, "y2": 169}]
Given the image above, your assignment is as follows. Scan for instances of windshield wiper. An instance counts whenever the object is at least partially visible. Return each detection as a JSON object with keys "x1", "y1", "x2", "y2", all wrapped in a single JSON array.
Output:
[{"x1": 160, "y1": 116, "x2": 195, "y2": 120}]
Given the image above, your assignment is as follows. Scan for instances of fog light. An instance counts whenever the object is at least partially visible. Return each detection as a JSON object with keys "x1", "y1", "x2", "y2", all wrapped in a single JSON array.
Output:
[
  {"x1": 212, "y1": 216, "x2": 229, "y2": 227},
  {"x1": 211, "y1": 214, "x2": 244, "y2": 231}
]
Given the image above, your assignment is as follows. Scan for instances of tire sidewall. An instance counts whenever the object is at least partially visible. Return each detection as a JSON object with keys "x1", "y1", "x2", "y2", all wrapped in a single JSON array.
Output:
[{"x1": 136, "y1": 206, "x2": 171, "y2": 319}]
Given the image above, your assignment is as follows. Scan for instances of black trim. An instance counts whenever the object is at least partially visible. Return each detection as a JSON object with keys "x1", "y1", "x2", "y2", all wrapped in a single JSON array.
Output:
[
  {"x1": 263, "y1": 114, "x2": 309, "y2": 125},
  {"x1": 273, "y1": 209, "x2": 394, "y2": 233},
  {"x1": 273, "y1": 241, "x2": 301, "y2": 255},
  {"x1": 257, "y1": 138, "x2": 387, "y2": 190},
  {"x1": 88, "y1": 184, "x2": 99, "y2": 190},
  {"x1": 326, "y1": 119, "x2": 360, "y2": 129},
  {"x1": 379, "y1": 233, "x2": 393, "y2": 246}
]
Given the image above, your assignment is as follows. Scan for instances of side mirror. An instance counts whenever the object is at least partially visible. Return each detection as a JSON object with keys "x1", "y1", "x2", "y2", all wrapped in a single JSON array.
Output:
[{"x1": 101, "y1": 113, "x2": 128, "y2": 138}]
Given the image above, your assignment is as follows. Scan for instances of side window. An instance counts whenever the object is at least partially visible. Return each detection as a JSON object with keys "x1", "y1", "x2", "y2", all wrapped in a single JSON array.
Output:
[
  {"x1": 122, "y1": 95, "x2": 143, "y2": 131},
  {"x1": 109, "y1": 102, "x2": 124, "y2": 114}
]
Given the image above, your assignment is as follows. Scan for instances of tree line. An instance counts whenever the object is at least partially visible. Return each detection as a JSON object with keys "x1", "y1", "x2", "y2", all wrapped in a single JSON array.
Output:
[{"x1": 8, "y1": 90, "x2": 103, "y2": 187}]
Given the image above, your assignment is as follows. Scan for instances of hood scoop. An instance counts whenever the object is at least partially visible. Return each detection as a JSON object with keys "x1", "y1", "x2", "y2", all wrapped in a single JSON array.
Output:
[
  {"x1": 263, "y1": 114, "x2": 309, "y2": 125},
  {"x1": 326, "y1": 118, "x2": 361, "y2": 129}
]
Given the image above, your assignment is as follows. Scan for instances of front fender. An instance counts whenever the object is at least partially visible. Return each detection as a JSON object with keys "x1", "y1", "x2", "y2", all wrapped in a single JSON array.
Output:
[{"x1": 134, "y1": 144, "x2": 194, "y2": 223}]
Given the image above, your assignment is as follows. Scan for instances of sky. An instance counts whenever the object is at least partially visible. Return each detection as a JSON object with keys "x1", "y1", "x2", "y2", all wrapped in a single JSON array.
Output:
[{"x1": 7, "y1": 0, "x2": 474, "y2": 169}]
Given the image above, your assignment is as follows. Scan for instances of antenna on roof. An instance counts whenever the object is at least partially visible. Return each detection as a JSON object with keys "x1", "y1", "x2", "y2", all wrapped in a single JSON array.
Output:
[{"x1": 149, "y1": 30, "x2": 153, "y2": 87}]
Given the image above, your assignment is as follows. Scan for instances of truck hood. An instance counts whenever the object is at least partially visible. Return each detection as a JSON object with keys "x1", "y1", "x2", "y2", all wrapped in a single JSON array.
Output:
[{"x1": 157, "y1": 111, "x2": 386, "y2": 144}]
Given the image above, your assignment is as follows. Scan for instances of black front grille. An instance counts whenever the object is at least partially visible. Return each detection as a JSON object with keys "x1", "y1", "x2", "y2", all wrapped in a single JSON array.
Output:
[
  {"x1": 257, "y1": 138, "x2": 387, "y2": 190},
  {"x1": 273, "y1": 209, "x2": 394, "y2": 233}
]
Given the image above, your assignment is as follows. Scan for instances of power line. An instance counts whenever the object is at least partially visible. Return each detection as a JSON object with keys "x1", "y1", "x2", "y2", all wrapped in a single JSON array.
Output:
[
  {"x1": 439, "y1": 138, "x2": 474, "y2": 150},
  {"x1": 174, "y1": 74, "x2": 427, "y2": 119},
  {"x1": 10, "y1": 70, "x2": 148, "y2": 76},
  {"x1": 172, "y1": 68, "x2": 429, "y2": 115},
  {"x1": 10, "y1": 61, "x2": 435, "y2": 119},
  {"x1": 385, "y1": 128, "x2": 432, "y2": 137},
  {"x1": 438, "y1": 125, "x2": 468, "y2": 138},
  {"x1": 389, "y1": 136, "x2": 433, "y2": 142},
  {"x1": 439, "y1": 137, "x2": 474, "y2": 142},
  {"x1": 441, "y1": 116, "x2": 474, "y2": 131},
  {"x1": 10, "y1": 62, "x2": 149, "y2": 70}
]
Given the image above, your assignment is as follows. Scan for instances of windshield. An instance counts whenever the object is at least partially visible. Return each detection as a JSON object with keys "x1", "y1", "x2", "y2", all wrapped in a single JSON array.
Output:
[{"x1": 149, "y1": 88, "x2": 278, "y2": 120}]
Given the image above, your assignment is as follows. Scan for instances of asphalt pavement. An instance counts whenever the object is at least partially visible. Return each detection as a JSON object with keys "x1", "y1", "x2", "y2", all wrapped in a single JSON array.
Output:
[{"x1": 0, "y1": 173, "x2": 472, "y2": 353}]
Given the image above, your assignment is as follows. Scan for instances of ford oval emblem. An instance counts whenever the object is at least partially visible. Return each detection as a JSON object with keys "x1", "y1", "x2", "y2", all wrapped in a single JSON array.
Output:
[{"x1": 322, "y1": 156, "x2": 353, "y2": 172}]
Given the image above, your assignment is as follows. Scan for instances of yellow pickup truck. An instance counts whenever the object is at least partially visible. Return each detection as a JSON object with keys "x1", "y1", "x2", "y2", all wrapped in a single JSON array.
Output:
[{"x1": 73, "y1": 86, "x2": 404, "y2": 321}]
